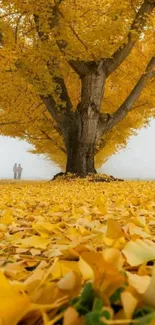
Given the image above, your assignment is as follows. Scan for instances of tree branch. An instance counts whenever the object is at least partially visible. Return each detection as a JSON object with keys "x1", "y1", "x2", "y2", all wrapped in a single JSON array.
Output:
[
  {"x1": 0, "y1": 17, "x2": 61, "y2": 127},
  {"x1": 104, "y1": 0, "x2": 155, "y2": 76},
  {"x1": 40, "y1": 95, "x2": 62, "y2": 125},
  {"x1": 23, "y1": 131, "x2": 43, "y2": 140},
  {"x1": 14, "y1": 13, "x2": 24, "y2": 44},
  {"x1": 53, "y1": 4, "x2": 97, "y2": 75},
  {"x1": 68, "y1": 60, "x2": 98, "y2": 77},
  {"x1": 103, "y1": 56, "x2": 155, "y2": 133},
  {"x1": 0, "y1": 31, "x2": 3, "y2": 47},
  {"x1": 54, "y1": 77, "x2": 72, "y2": 111},
  {"x1": 34, "y1": 0, "x2": 90, "y2": 77},
  {"x1": 33, "y1": 14, "x2": 49, "y2": 41},
  {"x1": 23, "y1": 129, "x2": 66, "y2": 153},
  {"x1": 0, "y1": 120, "x2": 20, "y2": 126},
  {"x1": 34, "y1": 12, "x2": 73, "y2": 112},
  {"x1": 40, "y1": 128, "x2": 66, "y2": 153}
]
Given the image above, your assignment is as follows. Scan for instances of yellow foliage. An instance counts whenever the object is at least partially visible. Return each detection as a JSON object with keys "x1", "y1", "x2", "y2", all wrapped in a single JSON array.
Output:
[
  {"x1": 0, "y1": 271, "x2": 30, "y2": 325},
  {"x1": 0, "y1": 1, "x2": 154, "y2": 169}
]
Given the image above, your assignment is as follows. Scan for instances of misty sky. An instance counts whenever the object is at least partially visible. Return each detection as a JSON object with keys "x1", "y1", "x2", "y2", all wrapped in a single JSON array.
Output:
[{"x1": 0, "y1": 119, "x2": 155, "y2": 180}]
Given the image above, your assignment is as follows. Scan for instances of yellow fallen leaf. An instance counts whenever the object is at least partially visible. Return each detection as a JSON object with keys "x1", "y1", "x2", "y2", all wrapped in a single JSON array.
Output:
[
  {"x1": 95, "y1": 197, "x2": 106, "y2": 206},
  {"x1": 16, "y1": 248, "x2": 28, "y2": 254},
  {"x1": 8, "y1": 231, "x2": 23, "y2": 242},
  {"x1": 50, "y1": 260, "x2": 79, "y2": 280},
  {"x1": 63, "y1": 307, "x2": 80, "y2": 325},
  {"x1": 122, "y1": 239, "x2": 155, "y2": 266},
  {"x1": 121, "y1": 291, "x2": 138, "y2": 319},
  {"x1": 0, "y1": 210, "x2": 13, "y2": 225},
  {"x1": 131, "y1": 216, "x2": 146, "y2": 228},
  {"x1": 106, "y1": 219, "x2": 124, "y2": 239},
  {"x1": 24, "y1": 268, "x2": 45, "y2": 294},
  {"x1": 0, "y1": 223, "x2": 7, "y2": 232},
  {"x1": 81, "y1": 251, "x2": 125, "y2": 298},
  {"x1": 57, "y1": 271, "x2": 77, "y2": 290},
  {"x1": 50, "y1": 205, "x2": 61, "y2": 213},
  {"x1": 57, "y1": 271, "x2": 81, "y2": 297},
  {"x1": 126, "y1": 271, "x2": 150, "y2": 294},
  {"x1": 4, "y1": 261, "x2": 26, "y2": 279},
  {"x1": 33, "y1": 221, "x2": 61, "y2": 238},
  {"x1": 31, "y1": 282, "x2": 58, "y2": 305},
  {"x1": 0, "y1": 271, "x2": 30, "y2": 325},
  {"x1": 30, "y1": 248, "x2": 41, "y2": 256},
  {"x1": 143, "y1": 265, "x2": 155, "y2": 308},
  {"x1": 102, "y1": 248, "x2": 124, "y2": 270},
  {"x1": 42, "y1": 311, "x2": 50, "y2": 324},
  {"x1": 123, "y1": 223, "x2": 151, "y2": 238},
  {"x1": 98, "y1": 205, "x2": 107, "y2": 215},
  {"x1": 16, "y1": 235, "x2": 50, "y2": 249},
  {"x1": 103, "y1": 236, "x2": 114, "y2": 247},
  {"x1": 78, "y1": 256, "x2": 94, "y2": 280}
]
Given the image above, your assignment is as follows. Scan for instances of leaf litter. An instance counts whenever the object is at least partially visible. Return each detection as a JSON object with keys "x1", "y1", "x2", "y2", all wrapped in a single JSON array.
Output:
[{"x1": 0, "y1": 180, "x2": 155, "y2": 324}]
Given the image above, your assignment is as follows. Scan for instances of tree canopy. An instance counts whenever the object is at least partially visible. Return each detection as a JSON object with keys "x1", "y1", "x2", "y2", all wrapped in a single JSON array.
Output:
[{"x1": 0, "y1": 0, "x2": 155, "y2": 171}]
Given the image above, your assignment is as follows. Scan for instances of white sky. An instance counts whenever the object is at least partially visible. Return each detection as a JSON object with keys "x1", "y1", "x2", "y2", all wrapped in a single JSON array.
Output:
[
  {"x1": 0, "y1": 137, "x2": 60, "y2": 180},
  {"x1": 100, "y1": 119, "x2": 155, "y2": 180},
  {"x1": 0, "y1": 119, "x2": 155, "y2": 180}
]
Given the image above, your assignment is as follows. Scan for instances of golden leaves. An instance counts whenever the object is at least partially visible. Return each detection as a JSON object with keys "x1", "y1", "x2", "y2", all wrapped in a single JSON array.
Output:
[
  {"x1": 122, "y1": 239, "x2": 155, "y2": 266},
  {"x1": 106, "y1": 218, "x2": 124, "y2": 239},
  {"x1": 0, "y1": 271, "x2": 30, "y2": 325},
  {"x1": 63, "y1": 306, "x2": 81, "y2": 325},
  {"x1": 81, "y1": 251, "x2": 125, "y2": 301},
  {"x1": 0, "y1": 1, "x2": 155, "y2": 168},
  {"x1": 0, "y1": 180, "x2": 155, "y2": 324}
]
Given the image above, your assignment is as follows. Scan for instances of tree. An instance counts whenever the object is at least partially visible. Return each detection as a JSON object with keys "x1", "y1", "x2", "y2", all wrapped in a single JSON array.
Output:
[{"x1": 0, "y1": 0, "x2": 155, "y2": 175}]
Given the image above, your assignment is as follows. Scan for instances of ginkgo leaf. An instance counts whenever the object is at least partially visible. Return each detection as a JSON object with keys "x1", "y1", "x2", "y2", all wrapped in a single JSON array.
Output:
[
  {"x1": 58, "y1": 271, "x2": 77, "y2": 290},
  {"x1": 122, "y1": 239, "x2": 155, "y2": 266},
  {"x1": 0, "y1": 210, "x2": 13, "y2": 225},
  {"x1": 126, "y1": 272, "x2": 151, "y2": 294},
  {"x1": 0, "y1": 271, "x2": 30, "y2": 325},
  {"x1": 102, "y1": 248, "x2": 124, "y2": 270},
  {"x1": 0, "y1": 223, "x2": 7, "y2": 232},
  {"x1": 50, "y1": 260, "x2": 80, "y2": 280},
  {"x1": 123, "y1": 223, "x2": 151, "y2": 238},
  {"x1": 142, "y1": 265, "x2": 155, "y2": 308},
  {"x1": 78, "y1": 257, "x2": 94, "y2": 281},
  {"x1": 131, "y1": 216, "x2": 146, "y2": 228},
  {"x1": 106, "y1": 219, "x2": 124, "y2": 239},
  {"x1": 81, "y1": 251, "x2": 125, "y2": 298},
  {"x1": 121, "y1": 291, "x2": 138, "y2": 319},
  {"x1": 63, "y1": 307, "x2": 80, "y2": 325},
  {"x1": 15, "y1": 235, "x2": 50, "y2": 249},
  {"x1": 33, "y1": 222, "x2": 61, "y2": 238}
]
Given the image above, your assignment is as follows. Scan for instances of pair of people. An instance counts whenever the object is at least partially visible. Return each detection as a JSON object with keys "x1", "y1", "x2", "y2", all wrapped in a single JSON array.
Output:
[{"x1": 13, "y1": 163, "x2": 23, "y2": 180}]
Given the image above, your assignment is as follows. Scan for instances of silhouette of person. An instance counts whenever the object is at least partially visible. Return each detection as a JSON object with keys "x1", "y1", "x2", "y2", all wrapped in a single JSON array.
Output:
[
  {"x1": 13, "y1": 163, "x2": 18, "y2": 180},
  {"x1": 17, "y1": 164, "x2": 23, "y2": 180}
]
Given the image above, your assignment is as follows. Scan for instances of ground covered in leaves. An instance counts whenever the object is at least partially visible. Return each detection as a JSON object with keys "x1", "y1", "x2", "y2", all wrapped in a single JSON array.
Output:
[{"x1": 1, "y1": 180, "x2": 155, "y2": 325}]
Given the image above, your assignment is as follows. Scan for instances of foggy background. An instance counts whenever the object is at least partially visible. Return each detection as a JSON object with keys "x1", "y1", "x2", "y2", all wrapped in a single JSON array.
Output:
[{"x1": 0, "y1": 119, "x2": 155, "y2": 180}]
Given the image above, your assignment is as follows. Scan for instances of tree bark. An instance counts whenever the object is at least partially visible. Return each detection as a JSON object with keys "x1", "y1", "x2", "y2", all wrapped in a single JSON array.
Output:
[
  {"x1": 62, "y1": 110, "x2": 97, "y2": 175},
  {"x1": 66, "y1": 138, "x2": 96, "y2": 175},
  {"x1": 64, "y1": 64, "x2": 106, "y2": 175}
]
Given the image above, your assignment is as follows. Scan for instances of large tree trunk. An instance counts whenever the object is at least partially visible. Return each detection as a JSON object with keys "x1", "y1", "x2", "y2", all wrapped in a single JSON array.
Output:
[
  {"x1": 64, "y1": 112, "x2": 97, "y2": 175},
  {"x1": 66, "y1": 139, "x2": 96, "y2": 175},
  {"x1": 62, "y1": 65, "x2": 106, "y2": 176}
]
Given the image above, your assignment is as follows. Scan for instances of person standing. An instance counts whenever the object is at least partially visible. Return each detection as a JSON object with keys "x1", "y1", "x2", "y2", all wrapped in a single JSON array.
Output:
[
  {"x1": 13, "y1": 163, "x2": 18, "y2": 180},
  {"x1": 17, "y1": 164, "x2": 23, "y2": 180}
]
